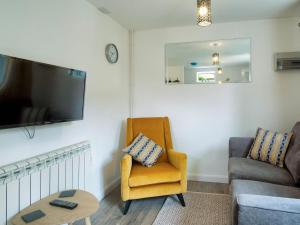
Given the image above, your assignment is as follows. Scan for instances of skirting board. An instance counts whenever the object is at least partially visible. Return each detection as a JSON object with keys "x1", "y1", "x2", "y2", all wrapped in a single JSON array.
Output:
[
  {"x1": 188, "y1": 173, "x2": 229, "y2": 184},
  {"x1": 103, "y1": 177, "x2": 121, "y2": 198}
]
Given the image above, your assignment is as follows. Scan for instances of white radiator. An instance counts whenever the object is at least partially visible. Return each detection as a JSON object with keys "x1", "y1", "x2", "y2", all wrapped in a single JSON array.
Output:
[{"x1": 0, "y1": 141, "x2": 91, "y2": 225}]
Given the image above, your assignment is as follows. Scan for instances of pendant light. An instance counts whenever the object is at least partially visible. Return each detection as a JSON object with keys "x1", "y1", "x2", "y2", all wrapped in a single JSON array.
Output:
[
  {"x1": 197, "y1": 0, "x2": 212, "y2": 27},
  {"x1": 217, "y1": 67, "x2": 223, "y2": 75}
]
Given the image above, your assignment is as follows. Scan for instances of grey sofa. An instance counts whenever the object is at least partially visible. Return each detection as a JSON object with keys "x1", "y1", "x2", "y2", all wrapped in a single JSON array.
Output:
[{"x1": 229, "y1": 122, "x2": 300, "y2": 225}]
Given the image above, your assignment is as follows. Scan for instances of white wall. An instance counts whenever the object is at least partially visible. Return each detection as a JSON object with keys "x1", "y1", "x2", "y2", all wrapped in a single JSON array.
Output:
[
  {"x1": 133, "y1": 17, "x2": 300, "y2": 182},
  {"x1": 0, "y1": 0, "x2": 129, "y2": 199}
]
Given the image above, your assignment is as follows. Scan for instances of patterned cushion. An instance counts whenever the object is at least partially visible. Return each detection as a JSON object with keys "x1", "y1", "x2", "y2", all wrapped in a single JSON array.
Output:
[
  {"x1": 122, "y1": 133, "x2": 163, "y2": 167},
  {"x1": 248, "y1": 128, "x2": 293, "y2": 167}
]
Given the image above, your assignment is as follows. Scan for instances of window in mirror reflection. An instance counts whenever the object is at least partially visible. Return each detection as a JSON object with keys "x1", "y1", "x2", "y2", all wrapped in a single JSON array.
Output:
[
  {"x1": 196, "y1": 72, "x2": 215, "y2": 83},
  {"x1": 165, "y1": 38, "x2": 251, "y2": 84}
]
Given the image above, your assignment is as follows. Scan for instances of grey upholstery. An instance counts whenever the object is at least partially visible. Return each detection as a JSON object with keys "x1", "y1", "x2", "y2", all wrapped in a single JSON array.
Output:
[
  {"x1": 237, "y1": 194, "x2": 300, "y2": 225},
  {"x1": 229, "y1": 157, "x2": 295, "y2": 186},
  {"x1": 231, "y1": 180, "x2": 300, "y2": 200},
  {"x1": 229, "y1": 137, "x2": 254, "y2": 158},
  {"x1": 228, "y1": 125, "x2": 300, "y2": 225},
  {"x1": 285, "y1": 122, "x2": 300, "y2": 184},
  {"x1": 238, "y1": 194, "x2": 300, "y2": 214},
  {"x1": 231, "y1": 180, "x2": 300, "y2": 225}
]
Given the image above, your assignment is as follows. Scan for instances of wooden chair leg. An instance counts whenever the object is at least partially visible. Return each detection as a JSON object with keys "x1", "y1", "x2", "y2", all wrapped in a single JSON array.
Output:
[
  {"x1": 123, "y1": 200, "x2": 132, "y2": 215},
  {"x1": 177, "y1": 194, "x2": 186, "y2": 207}
]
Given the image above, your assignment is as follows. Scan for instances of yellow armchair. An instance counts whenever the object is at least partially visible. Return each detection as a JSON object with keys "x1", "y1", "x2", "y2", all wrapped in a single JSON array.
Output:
[{"x1": 120, "y1": 117, "x2": 187, "y2": 214}]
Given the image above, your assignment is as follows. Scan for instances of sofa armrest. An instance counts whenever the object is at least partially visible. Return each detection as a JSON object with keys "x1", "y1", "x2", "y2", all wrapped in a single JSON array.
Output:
[
  {"x1": 237, "y1": 194, "x2": 300, "y2": 225},
  {"x1": 168, "y1": 149, "x2": 187, "y2": 192},
  {"x1": 229, "y1": 137, "x2": 254, "y2": 158},
  {"x1": 120, "y1": 154, "x2": 132, "y2": 201}
]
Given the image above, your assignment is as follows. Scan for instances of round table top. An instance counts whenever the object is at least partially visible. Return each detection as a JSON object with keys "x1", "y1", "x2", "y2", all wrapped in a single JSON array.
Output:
[{"x1": 11, "y1": 190, "x2": 99, "y2": 225}]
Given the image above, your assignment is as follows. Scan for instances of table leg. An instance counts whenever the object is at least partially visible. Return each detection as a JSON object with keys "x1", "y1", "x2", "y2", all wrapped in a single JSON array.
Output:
[{"x1": 85, "y1": 217, "x2": 91, "y2": 225}]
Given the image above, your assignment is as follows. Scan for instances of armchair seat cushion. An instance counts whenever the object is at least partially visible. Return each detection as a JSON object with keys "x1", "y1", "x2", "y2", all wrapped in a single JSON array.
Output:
[{"x1": 129, "y1": 162, "x2": 181, "y2": 187}]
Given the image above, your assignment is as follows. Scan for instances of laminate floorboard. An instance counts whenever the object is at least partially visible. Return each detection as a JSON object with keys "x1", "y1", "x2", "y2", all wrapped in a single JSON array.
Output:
[{"x1": 75, "y1": 181, "x2": 229, "y2": 225}]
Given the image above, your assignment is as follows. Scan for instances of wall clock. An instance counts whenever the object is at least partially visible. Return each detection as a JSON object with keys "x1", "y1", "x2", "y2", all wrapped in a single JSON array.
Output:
[{"x1": 105, "y1": 43, "x2": 119, "y2": 64}]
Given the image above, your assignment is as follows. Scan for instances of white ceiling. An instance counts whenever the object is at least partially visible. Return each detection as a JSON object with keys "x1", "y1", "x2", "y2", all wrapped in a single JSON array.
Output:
[{"x1": 88, "y1": 0, "x2": 300, "y2": 30}]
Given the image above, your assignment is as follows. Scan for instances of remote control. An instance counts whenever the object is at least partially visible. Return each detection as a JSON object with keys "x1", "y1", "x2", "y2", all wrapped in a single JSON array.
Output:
[
  {"x1": 59, "y1": 190, "x2": 76, "y2": 198},
  {"x1": 49, "y1": 199, "x2": 78, "y2": 210},
  {"x1": 21, "y1": 210, "x2": 45, "y2": 223}
]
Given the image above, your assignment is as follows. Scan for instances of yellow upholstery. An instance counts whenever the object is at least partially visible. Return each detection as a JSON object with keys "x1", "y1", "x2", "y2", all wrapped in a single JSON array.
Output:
[
  {"x1": 129, "y1": 182, "x2": 182, "y2": 200},
  {"x1": 129, "y1": 162, "x2": 181, "y2": 187},
  {"x1": 121, "y1": 117, "x2": 187, "y2": 201}
]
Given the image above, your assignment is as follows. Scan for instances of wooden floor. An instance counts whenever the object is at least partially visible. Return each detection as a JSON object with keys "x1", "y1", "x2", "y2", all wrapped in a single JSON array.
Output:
[{"x1": 77, "y1": 181, "x2": 229, "y2": 225}]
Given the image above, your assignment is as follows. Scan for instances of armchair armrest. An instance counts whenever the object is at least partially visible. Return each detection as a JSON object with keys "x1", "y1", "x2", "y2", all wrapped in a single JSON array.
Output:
[
  {"x1": 168, "y1": 149, "x2": 187, "y2": 192},
  {"x1": 120, "y1": 154, "x2": 132, "y2": 201},
  {"x1": 237, "y1": 194, "x2": 300, "y2": 225},
  {"x1": 229, "y1": 137, "x2": 254, "y2": 158}
]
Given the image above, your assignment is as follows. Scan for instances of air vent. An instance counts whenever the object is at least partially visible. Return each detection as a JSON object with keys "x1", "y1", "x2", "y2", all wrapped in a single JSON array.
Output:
[{"x1": 275, "y1": 52, "x2": 300, "y2": 71}]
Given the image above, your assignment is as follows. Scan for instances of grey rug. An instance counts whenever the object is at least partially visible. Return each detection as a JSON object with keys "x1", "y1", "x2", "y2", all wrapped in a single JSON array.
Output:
[{"x1": 152, "y1": 192, "x2": 231, "y2": 225}]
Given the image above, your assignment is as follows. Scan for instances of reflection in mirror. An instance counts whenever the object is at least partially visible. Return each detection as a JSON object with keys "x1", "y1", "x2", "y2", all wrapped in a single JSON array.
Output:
[{"x1": 165, "y1": 38, "x2": 251, "y2": 84}]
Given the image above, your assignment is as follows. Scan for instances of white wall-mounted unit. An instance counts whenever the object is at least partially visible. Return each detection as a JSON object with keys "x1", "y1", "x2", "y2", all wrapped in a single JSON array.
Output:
[{"x1": 275, "y1": 52, "x2": 300, "y2": 71}]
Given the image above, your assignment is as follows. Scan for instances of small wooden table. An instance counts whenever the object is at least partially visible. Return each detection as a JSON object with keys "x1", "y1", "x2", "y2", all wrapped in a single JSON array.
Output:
[{"x1": 11, "y1": 190, "x2": 99, "y2": 225}]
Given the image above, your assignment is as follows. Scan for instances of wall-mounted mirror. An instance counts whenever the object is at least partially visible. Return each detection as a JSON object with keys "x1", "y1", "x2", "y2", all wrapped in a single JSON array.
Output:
[{"x1": 165, "y1": 38, "x2": 251, "y2": 84}]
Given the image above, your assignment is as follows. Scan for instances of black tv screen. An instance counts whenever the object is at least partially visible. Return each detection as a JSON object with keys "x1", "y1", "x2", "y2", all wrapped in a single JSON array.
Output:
[{"x1": 0, "y1": 54, "x2": 86, "y2": 129}]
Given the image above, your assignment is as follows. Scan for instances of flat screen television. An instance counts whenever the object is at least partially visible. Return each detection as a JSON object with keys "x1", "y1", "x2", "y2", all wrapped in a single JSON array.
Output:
[{"x1": 0, "y1": 54, "x2": 86, "y2": 129}]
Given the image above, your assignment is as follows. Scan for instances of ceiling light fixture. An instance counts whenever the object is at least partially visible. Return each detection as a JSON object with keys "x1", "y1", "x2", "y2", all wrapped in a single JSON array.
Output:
[
  {"x1": 209, "y1": 42, "x2": 222, "y2": 47},
  {"x1": 212, "y1": 53, "x2": 220, "y2": 65},
  {"x1": 197, "y1": 0, "x2": 212, "y2": 27}
]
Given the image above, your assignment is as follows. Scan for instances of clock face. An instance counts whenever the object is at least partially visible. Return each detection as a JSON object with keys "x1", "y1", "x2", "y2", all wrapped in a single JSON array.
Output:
[{"x1": 105, "y1": 44, "x2": 118, "y2": 64}]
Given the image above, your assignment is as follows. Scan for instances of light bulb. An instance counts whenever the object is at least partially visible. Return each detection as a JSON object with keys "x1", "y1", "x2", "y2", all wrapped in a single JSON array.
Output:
[
  {"x1": 212, "y1": 53, "x2": 220, "y2": 65},
  {"x1": 199, "y1": 6, "x2": 208, "y2": 17},
  {"x1": 197, "y1": 0, "x2": 212, "y2": 27},
  {"x1": 198, "y1": 21, "x2": 211, "y2": 26},
  {"x1": 217, "y1": 68, "x2": 223, "y2": 75}
]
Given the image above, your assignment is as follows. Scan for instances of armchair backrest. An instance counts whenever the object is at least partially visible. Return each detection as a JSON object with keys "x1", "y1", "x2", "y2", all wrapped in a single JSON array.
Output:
[{"x1": 126, "y1": 117, "x2": 173, "y2": 162}]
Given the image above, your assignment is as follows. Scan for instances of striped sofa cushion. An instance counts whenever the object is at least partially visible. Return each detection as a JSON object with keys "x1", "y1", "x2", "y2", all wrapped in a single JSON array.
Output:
[
  {"x1": 248, "y1": 128, "x2": 293, "y2": 167},
  {"x1": 122, "y1": 133, "x2": 163, "y2": 167}
]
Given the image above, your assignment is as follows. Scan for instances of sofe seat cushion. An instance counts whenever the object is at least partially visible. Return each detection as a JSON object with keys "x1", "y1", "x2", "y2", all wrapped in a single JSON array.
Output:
[
  {"x1": 129, "y1": 162, "x2": 181, "y2": 187},
  {"x1": 231, "y1": 180, "x2": 300, "y2": 200},
  {"x1": 237, "y1": 194, "x2": 300, "y2": 225},
  {"x1": 248, "y1": 128, "x2": 293, "y2": 168},
  {"x1": 231, "y1": 179, "x2": 300, "y2": 225},
  {"x1": 229, "y1": 157, "x2": 295, "y2": 186}
]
